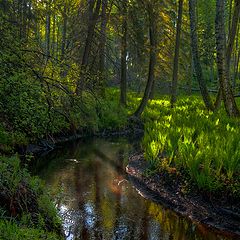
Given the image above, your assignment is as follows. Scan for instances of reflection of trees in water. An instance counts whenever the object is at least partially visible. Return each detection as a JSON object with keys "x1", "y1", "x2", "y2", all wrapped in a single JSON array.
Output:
[
  {"x1": 148, "y1": 203, "x2": 219, "y2": 240},
  {"x1": 94, "y1": 159, "x2": 103, "y2": 239},
  {"x1": 112, "y1": 172, "x2": 122, "y2": 239},
  {"x1": 93, "y1": 148, "x2": 126, "y2": 175},
  {"x1": 112, "y1": 148, "x2": 147, "y2": 240},
  {"x1": 139, "y1": 204, "x2": 149, "y2": 240},
  {"x1": 40, "y1": 139, "x2": 225, "y2": 240},
  {"x1": 116, "y1": 148, "x2": 124, "y2": 170},
  {"x1": 74, "y1": 164, "x2": 90, "y2": 239},
  {"x1": 72, "y1": 143, "x2": 130, "y2": 240},
  {"x1": 35, "y1": 139, "x2": 95, "y2": 178}
]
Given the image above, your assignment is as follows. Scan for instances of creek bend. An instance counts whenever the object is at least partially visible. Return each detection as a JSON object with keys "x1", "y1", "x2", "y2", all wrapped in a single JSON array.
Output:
[{"x1": 34, "y1": 138, "x2": 233, "y2": 240}]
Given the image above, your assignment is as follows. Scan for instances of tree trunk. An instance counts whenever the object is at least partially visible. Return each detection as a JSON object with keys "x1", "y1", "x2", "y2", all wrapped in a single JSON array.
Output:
[
  {"x1": 228, "y1": 0, "x2": 233, "y2": 36},
  {"x1": 45, "y1": 4, "x2": 51, "y2": 59},
  {"x1": 99, "y1": 0, "x2": 108, "y2": 96},
  {"x1": 61, "y1": 4, "x2": 67, "y2": 62},
  {"x1": 22, "y1": 0, "x2": 27, "y2": 40},
  {"x1": 120, "y1": 0, "x2": 127, "y2": 106},
  {"x1": 134, "y1": 3, "x2": 157, "y2": 117},
  {"x1": 60, "y1": 4, "x2": 67, "y2": 77},
  {"x1": 233, "y1": 49, "x2": 240, "y2": 89},
  {"x1": 226, "y1": 0, "x2": 240, "y2": 74},
  {"x1": 76, "y1": 0, "x2": 101, "y2": 95},
  {"x1": 215, "y1": 0, "x2": 239, "y2": 117},
  {"x1": 56, "y1": 16, "x2": 60, "y2": 60},
  {"x1": 189, "y1": 0, "x2": 214, "y2": 111},
  {"x1": 233, "y1": 24, "x2": 239, "y2": 90},
  {"x1": 52, "y1": 14, "x2": 56, "y2": 58},
  {"x1": 26, "y1": 0, "x2": 32, "y2": 40},
  {"x1": 170, "y1": 0, "x2": 183, "y2": 107},
  {"x1": 214, "y1": 0, "x2": 239, "y2": 107}
]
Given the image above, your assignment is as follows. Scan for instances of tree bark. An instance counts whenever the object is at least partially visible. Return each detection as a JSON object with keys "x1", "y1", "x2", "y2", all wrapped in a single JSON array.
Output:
[
  {"x1": 60, "y1": 4, "x2": 68, "y2": 77},
  {"x1": 215, "y1": 0, "x2": 239, "y2": 117},
  {"x1": 189, "y1": 0, "x2": 214, "y2": 111},
  {"x1": 233, "y1": 49, "x2": 240, "y2": 89},
  {"x1": 22, "y1": 0, "x2": 27, "y2": 40},
  {"x1": 214, "y1": 0, "x2": 240, "y2": 107},
  {"x1": 52, "y1": 14, "x2": 56, "y2": 58},
  {"x1": 134, "y1": 3, "x2": 157, "y2": 117},
  {"x1": 45, "y1": 3, "x2": 51, "y2": 59},
  {"x1": 99, "y1": 0, "x2": 108, "y2": 96},
  {"x1": 76, "y1": 0, "x2": 101, "y2": 95},
  {"x1": 226, "y1": 0, "x2": 240, "y2": 74},
  {"x1": 228, "y1": 0, "x2": 233, "y2": 36},
  {"x1": 61, "y1": 4, "x2": 67, "y2": 62},
  {"x1": 120, "y1": 0, "x2": 127, "y2": 106},
  {"x1": 171, "y1": 0, "x2": 183, "y2": 107}
]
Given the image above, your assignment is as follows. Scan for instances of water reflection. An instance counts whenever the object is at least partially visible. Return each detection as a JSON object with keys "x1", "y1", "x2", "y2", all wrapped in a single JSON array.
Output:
[{"x1": 36, "y1": 138, "x2": 233, "y2": 240}]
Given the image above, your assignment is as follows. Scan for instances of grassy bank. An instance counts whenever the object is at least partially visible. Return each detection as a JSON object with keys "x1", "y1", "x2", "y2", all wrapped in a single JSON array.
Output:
[
  {"x1": 0, "y1": 156, "x2": 63, "y2": 239},
  {"x1": 140, "y1": 96, "x2": 240, "y2": 198}
]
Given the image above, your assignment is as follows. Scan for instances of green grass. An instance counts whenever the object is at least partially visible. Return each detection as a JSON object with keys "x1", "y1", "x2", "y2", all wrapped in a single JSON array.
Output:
[{"x1": 0, "y1": 221, "x2": 60, "y2": 240}]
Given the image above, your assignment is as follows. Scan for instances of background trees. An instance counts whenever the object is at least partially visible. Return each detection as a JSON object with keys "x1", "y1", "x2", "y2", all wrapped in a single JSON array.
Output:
[{"x1": 0, "y1": 0, "x2": 240, "y2": 124}]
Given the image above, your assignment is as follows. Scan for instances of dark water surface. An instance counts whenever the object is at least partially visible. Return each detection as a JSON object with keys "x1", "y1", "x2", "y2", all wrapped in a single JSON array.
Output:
[{"x1": 35, "y1": 138, "x2": 232, "y2": 240}]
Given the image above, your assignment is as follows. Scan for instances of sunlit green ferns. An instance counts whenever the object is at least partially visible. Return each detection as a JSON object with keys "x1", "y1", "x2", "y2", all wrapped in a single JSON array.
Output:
[{"x1": 142, "y1": 97, "x2": 240, "y2": 195}]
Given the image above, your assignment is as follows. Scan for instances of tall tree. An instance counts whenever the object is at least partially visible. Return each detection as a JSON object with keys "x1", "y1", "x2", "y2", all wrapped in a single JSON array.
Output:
[
  {"x1": 233, "y1": 26, "x2": 240, "y2": 88},
  {"x1": 226, "y1": 0, "x2": 240, "y2": 75},
  {"x1": 45, "y1": 1, "x2": 51, "y2": 59},
  {"x1": 61, "y1": 4, "x2": 67, "y2": 62},
  {"x1": 215, "y1": 0, "x2": 239, "y2": 117},
  {"x1": 189, "y1": 0, "x2": 214, "y2": 111},
  {"x1": 212, "y1": 0, "x2": 239, "y2": 108},
  {"x1": 99, "y1": 0, "x2": 108, "y2": 96},
  {"x1": 134, "y1": 1, "x2": 157, "y2": 117},
  {"x1": 170, "y1": 0, "x2": 184, "y2": 107},
  {"x1": 120, "y1": 0, "x2": 128, "y2": 106},
  {"x1": 76, "y1": 0, "x2": 101, "y2": 95}
]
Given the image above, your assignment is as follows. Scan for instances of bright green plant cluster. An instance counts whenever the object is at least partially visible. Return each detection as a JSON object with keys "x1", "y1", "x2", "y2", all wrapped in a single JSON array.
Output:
[
  {"x1": 0, "y1": 155, "x2": 63, "y2": 239},
  {"x1": 96, "y1": 89, "x2": 128, "y2": 131},
  {"x1": 0, "y1": 221, "x2": 60, "y2": 240},
  {"x1": 142, "y1": 97, "x2": 240, "y2": 194}
]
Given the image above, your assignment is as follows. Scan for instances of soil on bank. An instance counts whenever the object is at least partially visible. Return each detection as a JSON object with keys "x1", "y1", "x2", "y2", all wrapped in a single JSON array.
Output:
[{"x1": 126, "y1": 153, "x2": 240, "y2": 238}]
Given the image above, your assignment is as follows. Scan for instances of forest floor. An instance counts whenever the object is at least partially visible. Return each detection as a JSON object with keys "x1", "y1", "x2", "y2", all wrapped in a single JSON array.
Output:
[{"x1": 126, "y1": 153, "x2": 240, "y2": 238}]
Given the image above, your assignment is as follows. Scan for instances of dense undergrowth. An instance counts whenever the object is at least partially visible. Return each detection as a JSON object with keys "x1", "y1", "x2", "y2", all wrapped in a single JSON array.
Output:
[
  {"x1": 0, "y1": 88, "x2": 128, "y2": 154},
  {"x1": 0, "y1": 156, "x2": 62, "y2": 239},
  {"x1": 141, "y1": 96, "x2": 240, "y2": 198}
]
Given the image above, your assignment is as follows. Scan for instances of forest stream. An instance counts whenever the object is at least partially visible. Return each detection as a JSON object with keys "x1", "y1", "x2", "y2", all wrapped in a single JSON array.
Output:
[{"x1": 33, "y1": 138, "x2": 234, "y2": 240}]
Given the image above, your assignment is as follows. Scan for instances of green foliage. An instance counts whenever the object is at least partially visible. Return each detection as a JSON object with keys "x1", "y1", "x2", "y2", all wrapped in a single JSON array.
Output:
[
  {"x1": 0, "y1": 156, "x2": 63, "y2": 239},
  {"x1": 97, "y1": 99, "x2": 128, "y2": 131},
  {"x1": 0, "y1": 155, "x2": 26, "y2": 191},
  {"x1": 142, "y1": 96, "x2": 240, "y2": 195},
  {"x1": 0, "y1": 220, "x2": 60, "y2": 240},
  {"x1": 0, "y1": 87, "x2": 129, "y2": 237}
]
